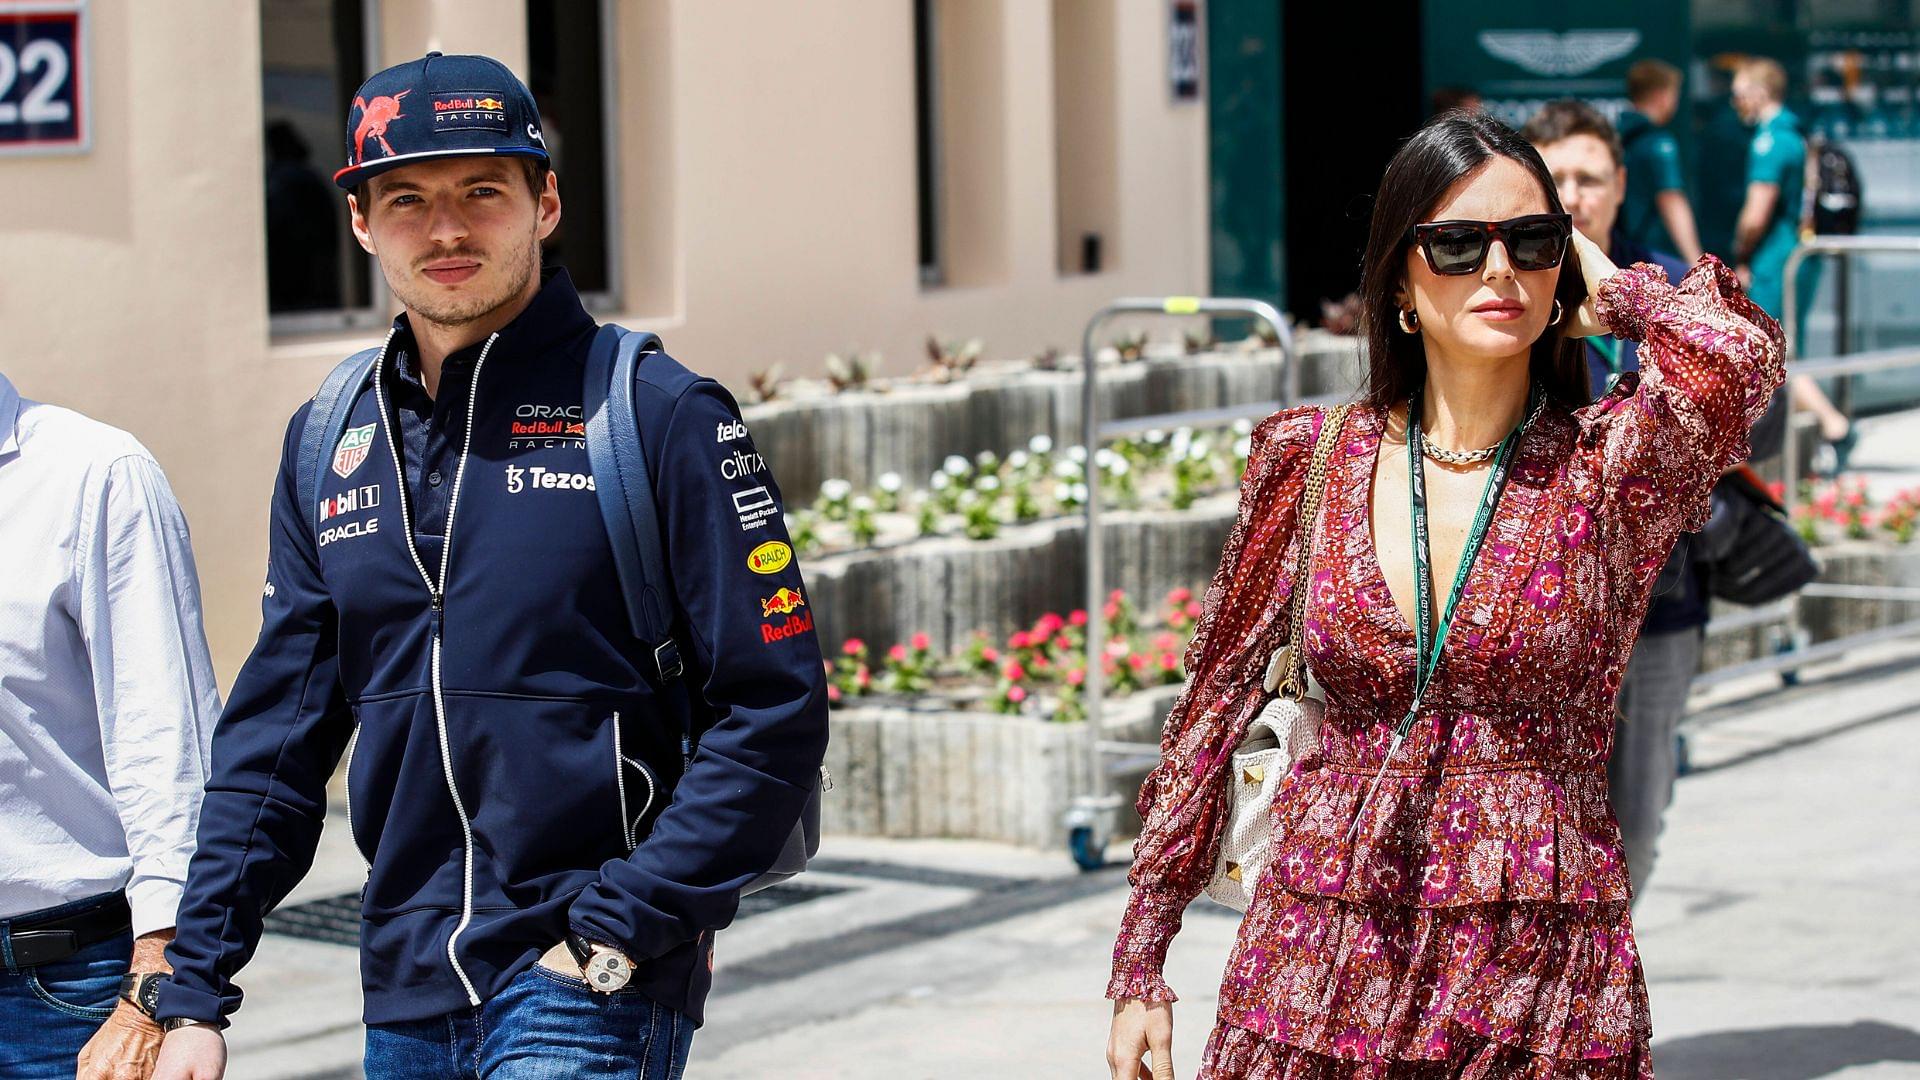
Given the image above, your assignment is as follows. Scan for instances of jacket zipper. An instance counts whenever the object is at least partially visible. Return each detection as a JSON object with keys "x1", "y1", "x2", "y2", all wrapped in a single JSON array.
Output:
[
  {"x1": 610, "y1": 710, "x2": 656, "y2": 852},
  {"x1": 342, "y1": 723, "x2": 371, "y2": 868},
  {"x1": 372, "y1": 330, "x2": 499, "y2": 1007}
]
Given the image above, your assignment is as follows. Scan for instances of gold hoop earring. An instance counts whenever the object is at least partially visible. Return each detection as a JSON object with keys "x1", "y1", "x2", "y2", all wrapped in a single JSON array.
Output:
[
  {"x1": 1548, "y1": 300, "x2": 1565, "y2": 326},
  {"x1": 1396, "y1": 308, "x2": 1420, "y2": 334}
]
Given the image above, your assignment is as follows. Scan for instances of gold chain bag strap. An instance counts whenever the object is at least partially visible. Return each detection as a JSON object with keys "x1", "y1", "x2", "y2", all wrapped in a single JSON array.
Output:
[{"x1": 1203, "y1": 403, "x2": 1350, "y2": 913}]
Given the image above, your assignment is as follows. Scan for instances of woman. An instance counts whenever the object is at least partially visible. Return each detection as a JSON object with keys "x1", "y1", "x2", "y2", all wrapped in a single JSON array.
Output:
[{"x1": 1107, "y1": 113, "x2": 1783, "y2": 1078}]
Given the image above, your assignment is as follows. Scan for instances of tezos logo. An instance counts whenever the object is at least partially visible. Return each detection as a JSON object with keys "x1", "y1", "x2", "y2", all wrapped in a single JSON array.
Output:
[{"x1": 506, "y1": 465, "x2": 597, "y2": 494}]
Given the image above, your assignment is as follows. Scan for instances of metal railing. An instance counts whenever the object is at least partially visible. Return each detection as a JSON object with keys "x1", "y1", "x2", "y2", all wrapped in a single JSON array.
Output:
[
  {"x1": 1063, "y1": 297, "x2": 1294, "y2": 868},
  {"x1": 1690, "y1": 235, "x2": 1920, "y2": 689}
]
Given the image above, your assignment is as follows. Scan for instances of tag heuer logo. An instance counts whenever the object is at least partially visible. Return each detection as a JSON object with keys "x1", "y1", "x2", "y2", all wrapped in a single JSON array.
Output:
[
  {"x1": 332, "y1": 424, "x2": 378, "y2": 479},
  {"x1": 1478, "y1": 29, "x2": 1640, "y2": 77}
]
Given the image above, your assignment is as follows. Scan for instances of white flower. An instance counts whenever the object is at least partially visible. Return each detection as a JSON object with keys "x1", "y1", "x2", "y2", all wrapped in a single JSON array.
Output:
[
  {"x1": 852, "y1": 495, "x2": 876, "y2": 512},
  {"x1": 1145, "y1": 428, "x2": 1166, "y2": 444},
  {"x1": 943, "y1": 455, "x2": 971, "y2": 477},
  {"x1": 820, "y1": 478, "x2": 853, "y2": 501},
  {"x1": 976, "y1": 450, "x2": 998, "y2": 468},
  {"x1": 1029, "y1": 434, "x2": 1054, "y2": 455},
  {"x1": 1234, "y1": 436, "x2": 1253, "y2": 459},
  {"x1": 1053, "y1": 460, "x2": 1081, "y2": 479},
  {"x1": 1232, "y1": 418, "x2": 1254, "y2": 435},
  {"x1": 1094, "y1": 447, "x2": 1118, "y2": 469},
  {"x1": 1071, "y1": 483, "x2": 1089, "y2": 503},
  {"x1": 1007, "y1": 450, "x2": 1029, "y2": 470},
  {"x1": 1170, "y1": 430, "x2": 1192, "y2": 458},
  {"x1": 931, "y1": 472, "x2": 952, "y2": 491},
  {"x1": 1109, "y1": 457, "x2": 1131, "y2": 477},
  {"x1": 977, "y1": 475, "x2": 1002, "y2": 493},
  {"x1": 1190, "y1": 440, "x2": 1211, "y2": 461},
  {"x1": 1067, "y1": 445, "x2": 1088, "y2": 464},
  {"x1": 1053, "y1": 482, "x2": 1073, "y2": 501},
  {"x1": 877, "y1": 471, "x2": 903, "y2": 493}
]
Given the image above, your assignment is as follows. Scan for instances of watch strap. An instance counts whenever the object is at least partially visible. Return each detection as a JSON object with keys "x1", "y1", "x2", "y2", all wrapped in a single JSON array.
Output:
[{"x1": 118, "y1": 972, "x2": 164, "y2": 1019}]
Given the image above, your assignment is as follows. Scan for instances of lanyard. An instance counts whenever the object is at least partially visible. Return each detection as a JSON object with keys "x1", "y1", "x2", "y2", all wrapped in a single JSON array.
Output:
[
  {"x1": 1349, "y1": 388, "x2": 1531, "y2": 836},
  {"x1": 1400, "y1": 390, "x2": 1526, "y2": 738}
]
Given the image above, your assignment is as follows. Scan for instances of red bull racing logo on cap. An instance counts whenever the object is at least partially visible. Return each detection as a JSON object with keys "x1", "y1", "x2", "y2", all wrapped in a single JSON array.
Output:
[
  {"x1": 350, "y1": 91, "x2": 411, "y2": 166},
  {"x1": 430, "y1": 91, "x2": 511, "y2": 134}
]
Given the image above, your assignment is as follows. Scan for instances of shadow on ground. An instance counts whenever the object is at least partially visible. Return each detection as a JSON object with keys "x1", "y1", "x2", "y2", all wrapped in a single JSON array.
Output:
[{"x1": 1656, "y1": 1021, "x2": 1920, "y2": 1079}]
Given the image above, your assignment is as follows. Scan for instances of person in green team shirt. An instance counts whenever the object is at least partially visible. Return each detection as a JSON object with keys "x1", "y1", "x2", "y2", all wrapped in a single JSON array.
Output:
[
  {"x1": 1619, "y1": 59, "x2": 1703, "y2": 263},
  {"x1": 1731, "y1": 56, "x2": 1856, "y2": 464},
  {"x1": 1731, "y1": 57, "x2": 1807, "y2": 318}
]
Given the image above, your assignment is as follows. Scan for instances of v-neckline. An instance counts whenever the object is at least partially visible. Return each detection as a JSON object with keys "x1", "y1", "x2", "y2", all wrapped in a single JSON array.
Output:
[{"x1": 1355, "y1": 403, "x2": 1521, "y2": 654}]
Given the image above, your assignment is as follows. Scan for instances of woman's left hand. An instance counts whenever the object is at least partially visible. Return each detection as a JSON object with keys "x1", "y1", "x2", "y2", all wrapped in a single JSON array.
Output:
[{"x1": 1564, "y1": 229, "x2": 1619, "y2": 339}]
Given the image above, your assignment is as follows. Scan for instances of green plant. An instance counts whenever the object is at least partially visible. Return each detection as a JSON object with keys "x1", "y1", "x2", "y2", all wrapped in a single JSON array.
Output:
[
  {"x1": 849, "y1": 496, "x2": 880, "y2": 547},
  {"x1": 825, "y1": 350, "x2": 882, "y2": 393},
  {"x1": 874, "y1": 471, "x2": 905, "y2": 512},
  {"x1": 788, "y1": 511, "x2": 822, "y2": 556},
  {"x1": 926, "y1": 335, "x2": 984, "y2": 382},
  {"x1": 1113, "y1": 331, "x2": 1148, "y2": 363},
  {"x1": 882, "y1": 632, "x2": 935, "y2": 694}
]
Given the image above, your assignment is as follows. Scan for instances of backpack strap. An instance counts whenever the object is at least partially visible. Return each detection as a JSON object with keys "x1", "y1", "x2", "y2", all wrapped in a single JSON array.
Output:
[
  {"x1": 296, "y1": 344, "x2": 385, "y2": 535},
  {"x1": 583, "y1": 323, "x2": 684, "y2": 683}
]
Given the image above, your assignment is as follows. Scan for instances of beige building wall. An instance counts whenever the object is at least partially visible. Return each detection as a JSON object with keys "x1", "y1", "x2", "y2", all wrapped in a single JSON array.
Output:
[{"x1": 0, "y1": 0, "x2": 1209, "y2": 684}]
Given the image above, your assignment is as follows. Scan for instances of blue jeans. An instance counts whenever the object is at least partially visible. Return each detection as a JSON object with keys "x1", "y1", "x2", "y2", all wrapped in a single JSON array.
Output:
[
  {"x1": 364, "y1": 962, "x2": 696, "y2": 1079},
  {"x1": 0, "y1": 896, "x2": 133, "y2": 1079}
]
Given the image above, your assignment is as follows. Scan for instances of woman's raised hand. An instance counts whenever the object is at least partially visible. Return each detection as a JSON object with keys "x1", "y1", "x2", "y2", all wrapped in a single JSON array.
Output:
[
  {"x1": 1108, "y1": 997, "x2": 1177, "y2": 1079},
  {"x1": 1565, "y1": 228, "x2": 1621, "y2": 340}
]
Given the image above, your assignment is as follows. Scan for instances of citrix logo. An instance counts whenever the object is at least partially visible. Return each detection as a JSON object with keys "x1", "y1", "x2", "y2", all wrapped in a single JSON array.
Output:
[
  {"x1": 721, "y1": 448, "x2": 766, "y2": 481},
  {"x1": 507, "y1": 464, "x2": 596, "y2": 494}
]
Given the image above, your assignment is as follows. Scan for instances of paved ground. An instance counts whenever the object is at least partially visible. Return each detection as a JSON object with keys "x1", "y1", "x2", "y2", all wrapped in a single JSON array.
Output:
[{"x1": 216, "y1": 627, "x2": 1920, "y2": 1080}]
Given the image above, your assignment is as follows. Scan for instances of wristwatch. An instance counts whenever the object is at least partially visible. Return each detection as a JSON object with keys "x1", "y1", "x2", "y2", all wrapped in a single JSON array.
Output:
[
  {"x1": 162, "y1": 1017, "x2": 220, "y2": 1033},
  {"x1": 118, "y1": 972, "x2": 165, "y2": 1019},
  {"x1": 564, "y1": 931, "x2": 633, "y2": 993}
]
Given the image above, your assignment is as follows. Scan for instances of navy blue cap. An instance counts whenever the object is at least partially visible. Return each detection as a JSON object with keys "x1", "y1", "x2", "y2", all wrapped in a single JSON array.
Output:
[{"x1": 334, "y1": 52, "x2": 548, "y2": 190}]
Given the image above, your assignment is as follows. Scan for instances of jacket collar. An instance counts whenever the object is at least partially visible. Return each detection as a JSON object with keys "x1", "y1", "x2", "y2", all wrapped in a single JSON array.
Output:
[{"x1": 0, "y1": 371, "x2": 20, "y2": 458}]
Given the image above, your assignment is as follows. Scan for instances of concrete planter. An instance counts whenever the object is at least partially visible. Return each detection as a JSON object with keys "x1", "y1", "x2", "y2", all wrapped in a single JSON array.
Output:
[
  {"x1": 805, "y1": 492, "x2": 1237, "y2": 658},
  {"x1": 822, "y1": 686, "x2": 1179, "y2": 849},
  {"x1": 746, "y1": 333, "x2": 1363, "y2": 501}
]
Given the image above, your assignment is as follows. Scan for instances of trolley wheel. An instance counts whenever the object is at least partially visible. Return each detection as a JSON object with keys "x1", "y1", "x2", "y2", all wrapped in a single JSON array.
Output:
[{"x1": 1069, "y1": 825, "x2": 1107, "y2": 872}]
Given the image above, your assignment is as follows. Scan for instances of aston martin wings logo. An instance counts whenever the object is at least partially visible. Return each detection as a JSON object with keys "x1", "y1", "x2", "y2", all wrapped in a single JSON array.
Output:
[{"x1": 1478, "y1": 29, "x2": 1641, "y2": 77}]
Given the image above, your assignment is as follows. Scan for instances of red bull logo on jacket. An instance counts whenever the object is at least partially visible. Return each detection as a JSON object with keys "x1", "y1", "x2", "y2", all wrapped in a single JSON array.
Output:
[{"x1": 760, "y1": 588, "x2": 806, "y2": 618}]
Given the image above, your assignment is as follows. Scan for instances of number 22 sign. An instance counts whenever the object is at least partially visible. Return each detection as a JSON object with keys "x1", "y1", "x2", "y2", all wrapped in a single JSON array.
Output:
[{"x1": 0, "y1": 2, "x2": 88, "y2": 155}]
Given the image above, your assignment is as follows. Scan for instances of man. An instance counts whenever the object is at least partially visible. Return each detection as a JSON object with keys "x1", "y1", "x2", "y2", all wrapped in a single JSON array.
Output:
[
  {"x1": 1619, "y1": 59, "x2": 1703, "y2": 263},
  {"x1": 1730, "y1": 57, "x2": 1807, "y2": 319},
  {"x1": 153, "y1": 53, "x2": 828, "y2": 1078},
  {"x1": 0, "y1": 371, "x2": 221, "y2": 1078},
  {"x1": 1522, "y1": 100, "x2": 1782, "y2": 897}
]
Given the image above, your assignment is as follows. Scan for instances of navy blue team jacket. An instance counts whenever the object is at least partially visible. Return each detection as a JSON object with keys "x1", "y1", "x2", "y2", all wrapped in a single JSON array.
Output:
[{"x1": 157, "y1": 270, "x2": 829, "y2": 1027}]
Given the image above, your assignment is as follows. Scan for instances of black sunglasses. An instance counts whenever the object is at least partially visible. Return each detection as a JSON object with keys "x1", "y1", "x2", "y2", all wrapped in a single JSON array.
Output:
[{"x1": 1407, "y1": 213, "x2": 1573, "y2": 275}]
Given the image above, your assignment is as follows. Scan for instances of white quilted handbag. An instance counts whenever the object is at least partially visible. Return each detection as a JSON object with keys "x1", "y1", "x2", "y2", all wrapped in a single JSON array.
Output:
[{"x1": 1203, "y1": 404, "x2": 1347, "y2": 913}]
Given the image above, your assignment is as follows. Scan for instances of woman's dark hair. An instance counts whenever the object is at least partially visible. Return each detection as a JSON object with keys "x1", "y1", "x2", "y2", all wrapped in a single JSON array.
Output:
[{"x1": 1358, "y1": 111, "x2": 1590, "y2": 411}]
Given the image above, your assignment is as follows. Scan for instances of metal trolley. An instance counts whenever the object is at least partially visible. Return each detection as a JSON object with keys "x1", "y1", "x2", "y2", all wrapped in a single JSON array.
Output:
[{"x1": 1062, "y1": 297, "x2": 1303, "y2": 870}]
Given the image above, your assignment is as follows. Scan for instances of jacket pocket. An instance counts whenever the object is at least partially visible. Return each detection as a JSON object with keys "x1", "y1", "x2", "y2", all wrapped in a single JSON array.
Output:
[{"x1": 612, "y1": 710, "x2": 660, "y2": 851}]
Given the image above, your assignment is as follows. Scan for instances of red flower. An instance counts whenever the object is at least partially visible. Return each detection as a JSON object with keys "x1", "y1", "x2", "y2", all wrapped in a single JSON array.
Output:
[
  {"x1": 981, "y1": 647, "x2": 1000, "y2": 663},
  {"x1": 1009, "y1": 630, "x2": 1031, "y2": 650},
  {"x1": 842, "y1": 638, "x2": 865, "y2": 656},
  {"x1": 1153, "y1": 632, "x2": 1178, "y2": 652},
  {"x1": 1103, "y1": 601, "x2": 1120, "y2": 620},
  {"x1": 1128, "y1": 653, "x2": 1149, "y2": 671},
  {"x1": 1007, "y1": 685, "x2": 1028, "y2": 704},
  {"x1": 1066, "y1": 668, "x2": 1087, "y2": 686},
  {"x1": 1035, "y1": 612, "x2": 1064, "y2": 636},
  {"x1": 1068, "y1": 609, "x2": 1089, "y2": 627},
  {"x1": 1184, "y1": 601, "x2": 1202, "y2": 619},
  {"x1": 1004, "y1": 661, "x2": 1028, "y2": 682},
  {"x1": 827, "y1": 684, "x2": 842, "y2": 703},
  {"x1": 1054, "y1": 634, "x2": 1073, "y2": 651},
  {"x1": 855, "y1": 666, "x2": 872, "y2": 688},
  {"x1": 911, "y1": 631, "x2": 931, "y2": 651},
  {"x1": 888, "y1": 644, "x2": 908, "y2": 663},
  {"x1": 1159, "y1": 652, "x2": 1177, "y2": 671},
  {"x1": 1167, "y1": 587, "x2": 1193, "y2": 605}
]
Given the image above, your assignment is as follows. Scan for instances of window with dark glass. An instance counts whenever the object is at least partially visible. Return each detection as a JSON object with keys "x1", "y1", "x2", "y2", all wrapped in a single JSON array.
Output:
[
  {"x1": 528, "y1": 0, "x2": 615, "y2": 301},
  {"x1": 260, "y1": 0, "x2": 374, "y2": 321}
]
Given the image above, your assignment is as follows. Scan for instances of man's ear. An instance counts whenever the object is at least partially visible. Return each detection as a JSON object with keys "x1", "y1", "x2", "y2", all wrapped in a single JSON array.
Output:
[
  {"x1": 536, "y1": 170, "x2": 562, "y2": 243},
  {"x1": 348, "y1": 194, "x2": 377, "y2": 256}
]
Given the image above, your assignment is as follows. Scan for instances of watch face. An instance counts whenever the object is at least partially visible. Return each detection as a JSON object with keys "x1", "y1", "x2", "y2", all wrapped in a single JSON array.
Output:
[
  {"x1": 139, "y1": 975, "x2": 163, "y2": 1014},
  {"x1": 587, "y1": 952, "x2": 631, "y2": 992}
]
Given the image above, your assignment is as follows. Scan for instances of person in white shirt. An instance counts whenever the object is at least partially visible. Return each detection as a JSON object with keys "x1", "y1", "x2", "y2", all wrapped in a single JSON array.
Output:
[{"x1": 0, "y1": 370, "x2": 221, "y2": 1079}]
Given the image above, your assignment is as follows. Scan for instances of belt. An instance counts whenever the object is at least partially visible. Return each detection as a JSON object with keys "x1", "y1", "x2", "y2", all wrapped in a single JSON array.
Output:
[{"x1": 5, "y1": 892, "x2": 132, "y2": 969}]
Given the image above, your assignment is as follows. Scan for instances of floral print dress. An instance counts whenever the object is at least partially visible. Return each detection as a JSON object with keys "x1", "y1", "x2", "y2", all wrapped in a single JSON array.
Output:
[{"x1": 1108, "y1": 259, "x2": 1786, "y2": 1078}]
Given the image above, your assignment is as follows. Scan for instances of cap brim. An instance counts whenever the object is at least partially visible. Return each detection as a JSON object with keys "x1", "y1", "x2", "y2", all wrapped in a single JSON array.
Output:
[{"x1": 333, "y1": 146, "x2": 550, "y2": 190}]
